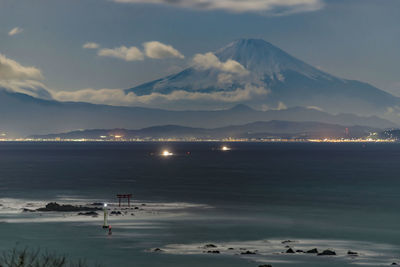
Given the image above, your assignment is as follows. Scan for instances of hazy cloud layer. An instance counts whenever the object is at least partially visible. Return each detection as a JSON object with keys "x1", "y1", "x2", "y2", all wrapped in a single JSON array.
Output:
[
  {"x1": 193, "y1": 52, "x2": 249, "y2": 75},
  {"x1": 51, "y1": 84, "x2": 268, "y2": 107},
  {"x1": 83, "y1": 42, "x2": 100, "y2": 49},
  {"x1": 144, "y1": 41, "x2": 184, "y2": 59},
  {"x1": 8, "y1": 27, "x2": 23, "y2": 36},
  {"x1": 98, "y1": 46, "x2": 145, "y2": 61},
  {"x1": 112, "y1": 0, "x2": 323, "y2": 15},
  {"x1": 0, "y1": 54, "x2": 43, "y2": 80}
]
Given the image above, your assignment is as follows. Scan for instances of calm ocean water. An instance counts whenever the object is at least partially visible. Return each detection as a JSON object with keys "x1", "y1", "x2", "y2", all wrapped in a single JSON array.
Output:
[{"x1": 1, "y1": 142, "x2": 400, "y2": 266}]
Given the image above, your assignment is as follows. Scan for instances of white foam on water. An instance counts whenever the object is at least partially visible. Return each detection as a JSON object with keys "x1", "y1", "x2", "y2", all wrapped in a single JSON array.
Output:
[
  {"x1": 0, "y1": 197, "x2": 211, "y2": 224},
  {"x1": 155, "y1": 238, "x2": 400, "y2": 266}
]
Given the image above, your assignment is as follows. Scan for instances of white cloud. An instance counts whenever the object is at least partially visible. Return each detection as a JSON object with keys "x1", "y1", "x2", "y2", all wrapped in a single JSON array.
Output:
[
  {"x1": 143, "y1": 41, "x2": 184, "y2": 59},
  {"x1": 192, "y1": 52, "x2": 249, "y2": 75},
  {"x1": 51, "y1": 84, "x2": 268, "y2": 107},
  {"x1": 0, "y1": 80, "x2": 52, "y2": 99},
  {"x1": 98, "y1": 46, "x2": 144, "y2": 61},
  {"x1": 261, "y1": 101, "x2": 287, "y2": 111},
  {"x1": 8, "y1": 27, "x2": 23, "y2": 36},
  {"x1": 112, "y1": 0, "x2": 323, "y2": 15},
  {"x1": 0, "y1": 54, "x2": 43, "y2": 80},
  {"x1": 83, "y1": 42, "x2": 100, "y2": 49},
  {"x1": 307, "y1": 105, "x2": 323, "y2": 111}
]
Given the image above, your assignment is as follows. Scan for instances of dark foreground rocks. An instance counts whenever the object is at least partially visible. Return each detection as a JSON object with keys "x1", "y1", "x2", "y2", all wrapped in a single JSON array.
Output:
[
  {"x1": 37, "y1": 202, "x2": 101, "y2": 212},
  {"x1": 259, "y1": 265, "x2": 272, "y2": 267}
]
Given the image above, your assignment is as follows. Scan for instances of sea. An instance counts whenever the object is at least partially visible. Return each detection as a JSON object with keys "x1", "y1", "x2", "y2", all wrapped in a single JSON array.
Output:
[{"x1": 0, "y1": 142, "x2": 400, "y2": 267}]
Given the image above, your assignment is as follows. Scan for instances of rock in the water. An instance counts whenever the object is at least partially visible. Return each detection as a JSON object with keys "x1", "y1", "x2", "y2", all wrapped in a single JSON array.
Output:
[
  {"x1": 282, "y1": 240, "x2": 295, "y2": 244},
  {"x1": 286, "y1": 248, "x2": 295, "y2": 254},
  {"x1": 22, "y1": 208, "x2": 35, "y2": 212},
  {"x1": 203, "y1": 244, "x2": 217, "y2": 248},
  {"x1": 153, "y1": 248, "x2": 163, "y2": 252},
  {"x1": 241, "y1": 250, "x2": 257, "y2": 255},
  {"x1": 111, "y1": 211, "x2": 122, "y2": 215},
  {"x1": 77, "y1": 211, "x2": 98, "y2": 216},
  {"x1": 391, "y1": 263, "x2": 398, "y2": 266},
  {"x1": 259, "y1": 265, "x2": 272, "y2": 267},
  {"x1": 347, "y1": 250, "x2": 358, "y2": 256},
  {"x1": 296, "y1": 250, "x2": 304, "y2": 253},
  {"x1": 206, "y1": 250, "x2": 220, "y2": 254},
  {"x1": 318, "y1": 250, "x2": 336, "y2": 256},
  {"x1": 306, "y1": 248, "x2": 319, "y2": 254}
]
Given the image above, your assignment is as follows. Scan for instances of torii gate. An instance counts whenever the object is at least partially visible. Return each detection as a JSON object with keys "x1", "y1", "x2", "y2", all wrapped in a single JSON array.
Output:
[{"x1": 116, "y1": 194, "x2": 132, "y2": 207}]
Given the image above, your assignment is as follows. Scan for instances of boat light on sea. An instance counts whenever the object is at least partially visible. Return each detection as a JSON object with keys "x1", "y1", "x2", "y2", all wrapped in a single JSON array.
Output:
[
  {"x1": 162, "y1": 150, "x2": 174, "y2": 156},
  {"x1": 221, "y1": 146, "x2": 231, "y2": 151}
]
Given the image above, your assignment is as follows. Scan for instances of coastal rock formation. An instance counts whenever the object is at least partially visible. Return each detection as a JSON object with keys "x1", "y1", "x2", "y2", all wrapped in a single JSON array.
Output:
[{"x1": 36, "y1": 202, "x2": 101, "y2": 212}]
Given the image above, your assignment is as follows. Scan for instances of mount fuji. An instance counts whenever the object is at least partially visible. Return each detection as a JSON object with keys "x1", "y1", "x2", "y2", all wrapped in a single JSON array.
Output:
[{"x1": 127, "y1": 39, "x2": 399, "y2": 116}]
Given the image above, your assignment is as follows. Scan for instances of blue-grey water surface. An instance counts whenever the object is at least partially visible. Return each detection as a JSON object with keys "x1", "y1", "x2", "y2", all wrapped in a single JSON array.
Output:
[{"x1": 0, "y1": 142, "x2": 399, "y2": 267}]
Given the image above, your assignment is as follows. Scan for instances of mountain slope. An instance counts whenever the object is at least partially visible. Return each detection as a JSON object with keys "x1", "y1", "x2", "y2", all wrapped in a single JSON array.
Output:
[{"x1": 126, "y1": 39, "x2": 399, "y2": 115}]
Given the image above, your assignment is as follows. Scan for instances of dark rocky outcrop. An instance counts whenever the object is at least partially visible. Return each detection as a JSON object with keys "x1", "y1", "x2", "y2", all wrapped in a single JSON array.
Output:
[
  {"x1": 258, "y1": 265, "x2": 272, "y2": 267},
  {"x1": 306, "y1": 248, "x2": 319, "y2": 254},
  {"x1": 296, "y1": 250, "x2": 304, "y2": 253},
  {"x1": 318, "y1": 250, "x2": 336, "y2": 256},
  {"x1": 347, "y1": 250, "x2": 358, "y2": 256},
  {"x1": 286, "y1": 248, "x2": 295, "y2": 254},
  {"x1": 206, "y1": 250, "x2": 220, "y2": 254},
  {"x1": 37, "y1": 202, "x2": 101, "y2": 212},
  {"x1": 153, "y1": 248, "x2": 163, "y2": 252},
  {"x1": 203, "y1": 244, "x2": 217, "y2": 249}
]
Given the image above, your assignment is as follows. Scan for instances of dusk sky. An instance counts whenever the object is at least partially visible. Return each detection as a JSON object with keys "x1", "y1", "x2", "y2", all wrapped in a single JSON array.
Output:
[{"x1": 1, "y1": 0, "x2": 400, "y2": 104}]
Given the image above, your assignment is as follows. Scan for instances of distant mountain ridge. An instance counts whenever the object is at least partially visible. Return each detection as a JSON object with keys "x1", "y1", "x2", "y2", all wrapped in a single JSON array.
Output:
[
  {"x1": 30, "y1": 120, "x2": 380, "y2": 140},
  {"x1": 1, "y1": 87, "x2": 395, "y2": 137}
]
